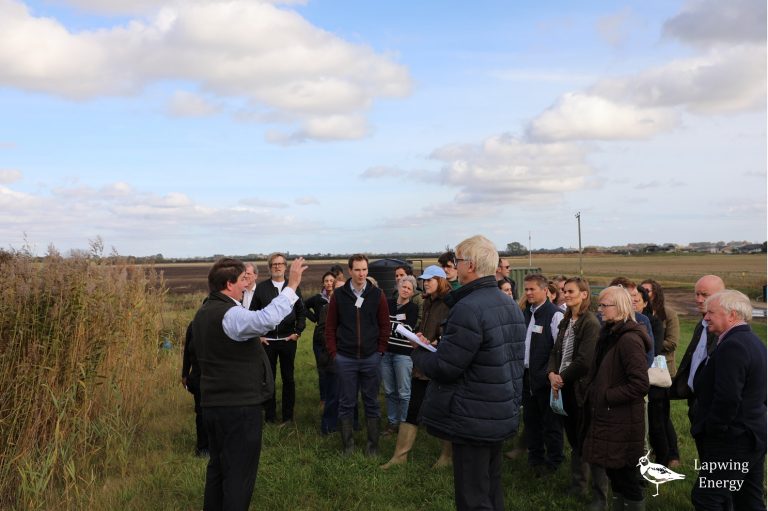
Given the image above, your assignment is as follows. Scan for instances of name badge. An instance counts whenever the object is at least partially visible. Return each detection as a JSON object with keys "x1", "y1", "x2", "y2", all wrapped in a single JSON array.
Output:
[
  {"x1": 532, "y1": 325, "x2": 544, "y2": 334},
  {"x1": 355, "y1": 296, "x2": 364, "y2": 308},
  {"x1": 396, "y1": 313, "x2": 406, "y2": 321}
]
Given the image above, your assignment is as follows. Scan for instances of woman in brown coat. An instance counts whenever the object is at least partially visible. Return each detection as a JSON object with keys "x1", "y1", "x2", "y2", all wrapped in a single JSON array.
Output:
[{"x1": 582, "y1": 286, "x2": 651, "y2": 510}]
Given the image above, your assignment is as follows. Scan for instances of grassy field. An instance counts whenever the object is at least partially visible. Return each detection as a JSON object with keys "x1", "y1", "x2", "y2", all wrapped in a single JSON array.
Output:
[
  {"x1": 85, "y1": 314, "x2": 766, "y2": 511},
  {"x1": 8, "y1": 252, "x2": 764, "y2": 508}
]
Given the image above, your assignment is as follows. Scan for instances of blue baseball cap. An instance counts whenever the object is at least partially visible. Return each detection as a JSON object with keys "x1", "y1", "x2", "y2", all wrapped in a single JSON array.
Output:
[{"x1": 418, "y1": 265, "x2": 447, "y2": 280}]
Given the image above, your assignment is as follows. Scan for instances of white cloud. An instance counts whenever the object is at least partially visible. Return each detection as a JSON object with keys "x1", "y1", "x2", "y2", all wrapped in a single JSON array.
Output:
[
  {"x1": 238, "y1": 197, "x2": 289, "y2": 209},
  {"x1": 54, "y1": 0, "x2": 307, "y2": 16},
  {"x1": 663, "y1": 0, "x2": 766, "y2": 47},
  {"x1": 0, "y1": 0, "x2": 411, "y2": 142},
  {"x1": 592, "y1": 45, "x2": 766, "y2": 115},
  {"x1": 0, "y1": 169, "x2": 21, "y2": 183},
  {"x1": 294, "y1": 196, "x2": 318, "y2": 205},
  {"x1": 430, "y1": 134, "x2": 592, "y2": 203},
  {"x1": 167, "y1": 91, "x2": 219, "y2": 118},
  {"x1": 527, "y1": 93, "x2": 678, "y2": 141}
]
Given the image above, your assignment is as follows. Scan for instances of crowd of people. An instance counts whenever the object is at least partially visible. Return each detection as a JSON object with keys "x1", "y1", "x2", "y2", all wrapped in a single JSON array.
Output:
[{"x1": 181, "y1": 238, "x2": 766, "y2": 511}]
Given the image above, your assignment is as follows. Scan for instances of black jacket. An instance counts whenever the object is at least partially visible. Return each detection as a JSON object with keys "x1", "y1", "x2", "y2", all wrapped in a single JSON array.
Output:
[
  {"x1": 412, "y1": 276, "x2": 526, "y2": 444},
  {"x1": 325, "y1": 280, "x2": 390, "y2": 359},
  {"x1": 524, "y1": 299, "x2": 559, "y2": 394},
  {"x1": 691, "y1": 324, "x2": 766, "y2": 451},
  {"x1": 250, "y1": 279, "x2": 305, "y2": 338}
]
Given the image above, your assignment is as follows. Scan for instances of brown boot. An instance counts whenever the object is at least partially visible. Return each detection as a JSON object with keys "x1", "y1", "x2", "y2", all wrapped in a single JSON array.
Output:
[
  {"x1": 432, "y1": 440, "x2": 453, "y2": 468},
  {"x1": 380, "y1": 423, "x2": 417, "y2": 469}
]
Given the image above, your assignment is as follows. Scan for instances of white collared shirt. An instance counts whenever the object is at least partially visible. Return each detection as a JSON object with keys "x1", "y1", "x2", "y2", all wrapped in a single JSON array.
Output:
[
  {"x1": 222, "y1": 287, "x2": 298, "y2": 342},
  {"x1": 688, "y1": 319, "x2": 709, "y2": 392}
]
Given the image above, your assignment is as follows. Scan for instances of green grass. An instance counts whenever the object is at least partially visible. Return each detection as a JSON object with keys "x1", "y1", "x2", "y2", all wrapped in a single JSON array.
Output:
[{"x1": 85, "y1": 315, "x2": 766, "y2": 510}]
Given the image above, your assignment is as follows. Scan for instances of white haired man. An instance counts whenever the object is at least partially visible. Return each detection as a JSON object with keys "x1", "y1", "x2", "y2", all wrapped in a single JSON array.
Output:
[
  {"x1": 691, "y1": 290, "x2": 766, "y2": 511},
  {"x1": 411, "y1": 235, "x2": 526, "y2": 510}
]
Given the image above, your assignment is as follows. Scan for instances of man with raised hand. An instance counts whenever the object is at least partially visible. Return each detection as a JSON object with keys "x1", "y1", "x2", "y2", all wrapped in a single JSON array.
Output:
[
  {"x1": 412, "y1": 235, "x2": 526, "y2": 511},
  {"x1": 691, "y1": 290, "x2": 766, "y2": 511},
  {"x1": 190, "y1": 256, "x2": 306, "y2": 511},
  {"x1": 325, "y1": 254, "x2": 390, "y2": 456}
]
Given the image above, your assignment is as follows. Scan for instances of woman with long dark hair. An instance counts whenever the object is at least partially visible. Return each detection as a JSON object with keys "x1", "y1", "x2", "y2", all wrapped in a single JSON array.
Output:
[
  {"x1": 547, "y1": 277, "x2": 607, "y2": 508},
  {"x1": 304, "y1": 271, "x2": 339, "y2": 434},
  {"x1": 381, "y1": 265, "x2": 452, "y2": 469}
]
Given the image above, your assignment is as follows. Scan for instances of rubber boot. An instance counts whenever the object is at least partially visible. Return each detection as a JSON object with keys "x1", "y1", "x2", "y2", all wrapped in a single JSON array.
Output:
[
  {"x1": 610, "y1": 493, "x2": 624, "y2": 511},
  {"x1": 340, "y1": 418, "x2": 354, "y2": 456},
  {"x1": 568, "y1": 453, "x2": 589, "y2": 497},
  {"x1": 432, "y1": 440, "x2": 453, "y2": 468},
  {"x1": 624, "y1": 498, "x2": 645, "y2": 511},
  {"x1": 365, "y1": 418, "x2": 380, "y2": 457},
  {"x1": 380, "y1": 423, "x2": 418, "y2": 469},
  {"x1": 588, "y1": 464, "x2": 610, "y2": 511}
]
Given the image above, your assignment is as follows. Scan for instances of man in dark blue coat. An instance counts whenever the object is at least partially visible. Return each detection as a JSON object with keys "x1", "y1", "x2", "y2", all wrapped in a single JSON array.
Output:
[
  {"x1": 412, "y1": 235, "x2": 526, "y2": 511},
  {"x1": 691, "y1": 290, "x2": 766, "y2": 511}
]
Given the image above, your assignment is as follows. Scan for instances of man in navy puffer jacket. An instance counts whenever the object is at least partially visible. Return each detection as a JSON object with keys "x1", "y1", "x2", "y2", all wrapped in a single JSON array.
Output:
[{"x1": 412, "y1": 235, "x2": 526, "y2": 511}]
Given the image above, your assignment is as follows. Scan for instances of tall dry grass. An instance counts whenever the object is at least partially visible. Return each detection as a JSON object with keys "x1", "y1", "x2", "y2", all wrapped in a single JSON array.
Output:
[{"x1": 0, "y1": 246, "x2": 168, "y2": 509}]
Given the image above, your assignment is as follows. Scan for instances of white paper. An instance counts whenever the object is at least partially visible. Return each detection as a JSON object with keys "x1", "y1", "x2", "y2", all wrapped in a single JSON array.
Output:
[{"x1": 395, "y1": 324, "x2": 437, "y2": 352}]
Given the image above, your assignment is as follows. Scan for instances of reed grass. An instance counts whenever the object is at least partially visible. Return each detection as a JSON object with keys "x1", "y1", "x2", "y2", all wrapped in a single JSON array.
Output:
[{"x1": 0, "y1": 247, "x2": 168, "y2": 509}]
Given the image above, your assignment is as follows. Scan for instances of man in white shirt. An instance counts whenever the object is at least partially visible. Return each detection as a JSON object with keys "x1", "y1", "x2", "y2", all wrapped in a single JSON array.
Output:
[{"x1": 189, "y1": 256, "x2": 306, "y2": 511}]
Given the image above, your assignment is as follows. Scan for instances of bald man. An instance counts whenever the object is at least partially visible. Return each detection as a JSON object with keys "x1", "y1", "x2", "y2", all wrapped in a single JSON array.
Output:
[{"x1": 670, "y1": 275, "x2": 725, "y2": 424}]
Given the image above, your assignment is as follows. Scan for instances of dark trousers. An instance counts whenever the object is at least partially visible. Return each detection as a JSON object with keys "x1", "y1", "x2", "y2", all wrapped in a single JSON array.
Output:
[
  {"x1": 312, "y1": 344, "x2": 331, "y2": 402},
  {"x1": 405, "y1": 378, "x2": 428, "y2": 425},
  {"x1": 606, "y1": 464, "x2": 643, "y2": 501},
  {"x1": 202, "y1": 405, "x2": 263, "y2": 511},
  {"x1": 560, "y1": 385, "x2": 581, "y2": 453},
  {"x1": 453, "y1": 441, "x2": 504, "y2": 511},
  {"x1": 522, "y1": 372, "x2": 564, "y2": 469},
  {"x1": 666, "y1": 414, "x2": 680, "y2": 459},
  {"x1": 321, "y1": 372, "x2": 338, "y2": 434},
  {"x1": 264, "y1": 340, "x2": 297, "y2": 422},
  {"x1": 693, "y1": 434, "x2": 766, "y2": 511},
  {"x1": 335, "y1": 352, "x2": 381, "y2": 419},
  {"x1": 648, "y1": 388, "x2": 671, "y2": 465},
  {"x1": 187, "y1": 377, "x2": 208, "y2": 452}
]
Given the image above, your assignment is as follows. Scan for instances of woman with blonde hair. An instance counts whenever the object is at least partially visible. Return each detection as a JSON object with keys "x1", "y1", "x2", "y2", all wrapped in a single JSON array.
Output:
[
  {"x1": 381, "y1": 265, "x2": 452, "y2": 469},
  {"x1": 582, "y1": 286, "x2": 651, "y2": 510}
]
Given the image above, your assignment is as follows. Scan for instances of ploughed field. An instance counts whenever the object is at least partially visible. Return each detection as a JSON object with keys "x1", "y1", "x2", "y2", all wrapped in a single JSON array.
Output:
[{"x1": 154, "y1": 253, "x2": 766, "y2": 315}]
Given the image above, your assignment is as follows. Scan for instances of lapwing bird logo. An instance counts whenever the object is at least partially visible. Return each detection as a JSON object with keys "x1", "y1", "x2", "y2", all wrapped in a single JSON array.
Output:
[{"x1": 637, "y1": 451, "x2": 686, "y2": 497}]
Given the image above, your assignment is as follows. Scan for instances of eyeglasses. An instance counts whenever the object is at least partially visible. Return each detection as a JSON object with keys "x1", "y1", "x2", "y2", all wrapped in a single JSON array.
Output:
[
  {"x1": 597, "y1": 303, "x2": 616, "y2": 308},
  {"x1": 271, "y1": 262, "x2": 286, "y2": 267},
  {"x1": 455, "y1": 258, "x2": 468, "y2": 264}
]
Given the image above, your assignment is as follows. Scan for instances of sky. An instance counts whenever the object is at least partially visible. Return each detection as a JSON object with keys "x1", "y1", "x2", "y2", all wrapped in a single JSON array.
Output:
[{"x1": 0, "y1": 0, "x2": 765, "y2": 257}]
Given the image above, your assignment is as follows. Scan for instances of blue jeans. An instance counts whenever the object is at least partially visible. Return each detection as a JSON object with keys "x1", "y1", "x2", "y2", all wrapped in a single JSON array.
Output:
[
  {"x1": 381, "y1": 352, "x2": 413, "y2": 425},
  {"x1": 335, "y1": 352, "x2": 382, "y2": 419}
]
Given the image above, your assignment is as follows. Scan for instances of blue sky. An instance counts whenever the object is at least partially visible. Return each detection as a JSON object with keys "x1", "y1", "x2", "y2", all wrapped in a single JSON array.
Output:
[{"x1": 0, "y1": 0, "x2": 765, "y2": 257}]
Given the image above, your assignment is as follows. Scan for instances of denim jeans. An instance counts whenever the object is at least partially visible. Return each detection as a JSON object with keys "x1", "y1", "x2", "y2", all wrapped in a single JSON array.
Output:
[
  {"x1": 335, "y1": 352, "x2": 382, "y2": 419},
  {"x1": 381, "y1": 352, "x2": 413, "y2": 425}
]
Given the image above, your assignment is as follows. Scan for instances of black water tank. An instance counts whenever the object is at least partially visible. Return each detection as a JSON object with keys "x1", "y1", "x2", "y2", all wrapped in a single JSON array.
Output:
[{"x1": 368, "y1": 258, "x2": 410, "y2": 297}]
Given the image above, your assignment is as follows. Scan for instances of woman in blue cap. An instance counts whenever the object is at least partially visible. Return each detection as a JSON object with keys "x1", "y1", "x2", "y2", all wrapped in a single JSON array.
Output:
[{"x1": 381, "y1": 265, "x2": 453, "y2": 469}]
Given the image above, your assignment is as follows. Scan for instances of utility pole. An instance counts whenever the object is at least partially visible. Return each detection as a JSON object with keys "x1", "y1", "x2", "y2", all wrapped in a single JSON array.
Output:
[
  {"x1": 528, "y1": 231, "x2": 532, "y2": 267},
  {"x1": 576, "y1": 211, "x2": 583, "y2": 277}
]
